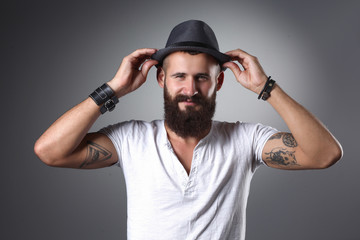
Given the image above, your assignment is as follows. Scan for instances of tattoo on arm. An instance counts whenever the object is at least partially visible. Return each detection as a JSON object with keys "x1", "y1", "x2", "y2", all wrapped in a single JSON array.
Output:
[
  {"x1": 269, "y1": 132, "x2": 298, "y2": 147},
  {"x1": 265, "y1": 147, "x2": 299, "y2": 166},
  {"x1": 269, "y1": 132, "x2": 283, "y2": 140},
  {"x1": 282, "y1": 133, "x2": 298, "y2": 147},
  {"x1": 79, "y1": 141, "x2": 112, "y2": 168}
]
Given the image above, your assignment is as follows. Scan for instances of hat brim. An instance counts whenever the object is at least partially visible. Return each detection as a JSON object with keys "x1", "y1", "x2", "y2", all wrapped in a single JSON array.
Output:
[{"x1": 151, "y1": 46, "x2": 231, "y2": 70}]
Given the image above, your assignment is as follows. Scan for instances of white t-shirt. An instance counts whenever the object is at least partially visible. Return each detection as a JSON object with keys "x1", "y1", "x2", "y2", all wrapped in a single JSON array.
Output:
[{"x1": 100, "y1": 120, "x2": 277, "y2": 240}]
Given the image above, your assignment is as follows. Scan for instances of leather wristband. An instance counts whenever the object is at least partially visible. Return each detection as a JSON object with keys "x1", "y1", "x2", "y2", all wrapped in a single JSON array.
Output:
[
  {"x1": 89, "y1": 83, "x2": 118, "y2": 114},
  {"x1": 258, "y1": 76, "x2": 276, "y2": 101},
  {"x1": 100, "y1": 96, "x2": 119, "y2": 114},
  {"x1": 90, "y1": 83, "x2": 115, "y2": 106}
]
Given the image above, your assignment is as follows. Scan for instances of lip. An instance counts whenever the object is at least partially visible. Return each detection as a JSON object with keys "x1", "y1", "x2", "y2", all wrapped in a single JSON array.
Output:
[{"x1": 180, "y1": 100, "x2": 197, "y2": 106}]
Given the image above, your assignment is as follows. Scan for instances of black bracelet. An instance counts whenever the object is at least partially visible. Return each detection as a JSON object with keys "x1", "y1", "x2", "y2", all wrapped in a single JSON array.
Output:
[
  {"x1": 100, "y1": 96, "x2": 119, "y2": 114},
  {"x1": 89, "y1": 83, "x2": 118, "y2": 114},
  {"x1": 258, "y1": 76, "x2": 276, "y2": 101},
  {"x1": 90, "y1": 83, "x2": 115, "y2": 105}
]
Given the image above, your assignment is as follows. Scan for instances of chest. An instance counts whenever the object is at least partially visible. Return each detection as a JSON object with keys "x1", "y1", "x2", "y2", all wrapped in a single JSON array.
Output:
[{"x1": 170, "y1": 142, "x2": 196, "y2": 175}]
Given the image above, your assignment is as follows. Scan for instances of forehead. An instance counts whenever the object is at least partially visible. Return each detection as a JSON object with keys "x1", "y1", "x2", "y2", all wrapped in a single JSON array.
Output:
[{"x1": 163, "y1": 52, "x2": 219, "y2": 73}]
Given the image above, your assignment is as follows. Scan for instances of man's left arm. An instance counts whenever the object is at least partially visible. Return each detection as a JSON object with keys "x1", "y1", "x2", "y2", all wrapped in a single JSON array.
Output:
[
  {"x1": 262, "y1": 84, "x2": 342, "y2": 169},
  {"x1": 224, "y1": 49, "x2": 343, "y2": 170}
]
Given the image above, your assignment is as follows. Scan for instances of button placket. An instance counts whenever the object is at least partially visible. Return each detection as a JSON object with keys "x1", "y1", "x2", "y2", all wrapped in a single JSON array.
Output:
[
  {"x1": 165, "y1": 141, "x2": 191, "y2": 193},
  {"x1": 183, "y1": 147, "x2": 201, "y2": 195}
]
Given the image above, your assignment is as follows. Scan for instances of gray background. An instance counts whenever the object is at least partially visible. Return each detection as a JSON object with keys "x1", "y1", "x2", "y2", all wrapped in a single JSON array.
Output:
[{"x1": 2, "y1": 0, "x2": 359, "y2": 239}]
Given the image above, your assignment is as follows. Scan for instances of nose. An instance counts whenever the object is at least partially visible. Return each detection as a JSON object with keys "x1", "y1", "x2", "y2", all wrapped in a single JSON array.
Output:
[{"x1": 182, "y1": 77, "x2": 198, "y2": 96}]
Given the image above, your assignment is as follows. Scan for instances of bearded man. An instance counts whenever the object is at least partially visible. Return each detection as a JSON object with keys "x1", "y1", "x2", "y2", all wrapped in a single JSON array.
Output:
[{"x1": 34, "y1": 20, "x2": 342, "y2": 240}]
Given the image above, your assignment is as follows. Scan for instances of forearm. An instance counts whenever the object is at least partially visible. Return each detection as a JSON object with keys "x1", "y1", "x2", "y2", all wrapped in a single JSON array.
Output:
[
  {"x1": 34, "y1": 97, "x2": 101, "y2": 165},
  {"x1": 267, "y1": 84, "x2": 343, "y2": 167}
]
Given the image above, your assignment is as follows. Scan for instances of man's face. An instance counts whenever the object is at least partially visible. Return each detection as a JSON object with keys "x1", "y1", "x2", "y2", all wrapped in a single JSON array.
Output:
[
  {"x1": 157, "y1": 51, "x2": 224, "y2": 137},
  {"x1": 160, "y1": 51, "x2": 222, "y2": 111}
]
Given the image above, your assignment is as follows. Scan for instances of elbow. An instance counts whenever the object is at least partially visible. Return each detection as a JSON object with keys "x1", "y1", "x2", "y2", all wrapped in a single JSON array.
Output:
[
  {"x1": 34, "y1": 139, "x2": 61, "y2": 167},
  {"x1": 317, "y1": 142, "x2": 343, "y2": 169},
  {"x1": 328, "y1": 143, "x2": 344, "y2": 168}
]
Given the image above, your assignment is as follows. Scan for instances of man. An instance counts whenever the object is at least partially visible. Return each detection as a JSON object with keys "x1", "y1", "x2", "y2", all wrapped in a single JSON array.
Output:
[{"x1": 34, "y1": 20, "x2": 342, "y2": 239}]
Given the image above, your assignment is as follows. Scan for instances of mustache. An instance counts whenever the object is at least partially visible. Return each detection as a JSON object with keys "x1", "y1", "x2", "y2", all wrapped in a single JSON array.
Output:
[{"x1": 174, "y1": 94, "x2": 205, "y2": 104}]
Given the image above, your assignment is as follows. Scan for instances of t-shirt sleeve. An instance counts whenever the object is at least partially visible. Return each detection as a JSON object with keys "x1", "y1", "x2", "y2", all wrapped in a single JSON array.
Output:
[
  {"x1": 248, "y1": 123, "x2": 279, "y2": 171},
  {"x1": 98, "y1": 121, "x2": 133, "y2": 168}
]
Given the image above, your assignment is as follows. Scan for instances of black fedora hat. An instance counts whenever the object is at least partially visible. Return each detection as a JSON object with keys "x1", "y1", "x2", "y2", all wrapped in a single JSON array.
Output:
[{"x1": 151, "y1": 20, "x2": 231, "y2": 67}]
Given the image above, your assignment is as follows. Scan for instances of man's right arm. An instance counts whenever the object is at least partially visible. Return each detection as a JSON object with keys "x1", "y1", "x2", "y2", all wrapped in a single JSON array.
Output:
[{"x1": 34, "y1": 48, "x2": 158, "y2": 169}]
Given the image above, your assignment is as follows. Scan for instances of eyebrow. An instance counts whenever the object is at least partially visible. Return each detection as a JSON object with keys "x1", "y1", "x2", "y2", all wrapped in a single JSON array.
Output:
[
  {"x1": 170, "y1": 72, "x2": 186, "y2": 77},
  {"x1": 170, "y1": 72, "x2": 211, "y2": 78}
]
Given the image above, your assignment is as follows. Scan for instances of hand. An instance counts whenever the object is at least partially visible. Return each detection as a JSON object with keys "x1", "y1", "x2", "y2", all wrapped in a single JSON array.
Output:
[
  {"x1": 223, "y1": 49, "x2": 268, "y2": 95},
  {"x1": 108, "y1": 48, "x2": 158, "y2": 98}
]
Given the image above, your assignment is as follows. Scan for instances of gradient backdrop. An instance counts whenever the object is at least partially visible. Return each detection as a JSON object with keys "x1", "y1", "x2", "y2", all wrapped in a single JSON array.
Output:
[{"x1": 3, "y1": 0, "x2": 359, "y2": 239}]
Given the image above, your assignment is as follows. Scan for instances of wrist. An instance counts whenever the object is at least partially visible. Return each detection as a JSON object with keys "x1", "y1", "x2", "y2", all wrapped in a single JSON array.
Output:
[
  {"x1": 254, "y1": 82, "x2": 267, "y2": 95},
  {"x1": 107, "y1": 79, "x2": 128, "y2": 98},
  {"x1": 252, "y1": 75, "x2": 268, "y2": 95}
]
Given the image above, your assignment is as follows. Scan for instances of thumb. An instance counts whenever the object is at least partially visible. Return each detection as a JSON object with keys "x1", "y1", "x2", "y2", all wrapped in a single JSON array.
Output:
[{"x1": 141, "y1": 59, "x2": 159, "y2": 78}]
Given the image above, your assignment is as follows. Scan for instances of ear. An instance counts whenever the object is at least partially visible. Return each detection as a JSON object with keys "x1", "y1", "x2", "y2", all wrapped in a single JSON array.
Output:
[
  {"x1": 157, "y1": 67, "x2": 165, "y2": 88},
  {"x1": 216, "y1": 71, "x2": 224, "y2": 91}
]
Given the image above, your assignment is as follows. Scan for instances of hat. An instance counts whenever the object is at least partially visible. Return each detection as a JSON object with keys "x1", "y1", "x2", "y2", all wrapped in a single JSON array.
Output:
[{"x1": 151, "y1": 20, "x2": 231, "y2": 67}]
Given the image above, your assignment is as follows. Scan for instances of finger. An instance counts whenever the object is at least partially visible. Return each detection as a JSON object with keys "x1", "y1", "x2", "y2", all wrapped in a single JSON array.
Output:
[
  {"x1": 228, "y1": 53, "x2": 258, "y2": 71},
  {"x1": 222, "y1": 61, "x2": 242, "y2": 77},
  {"x1": 226, "y1": 48, "x2": 256, "y2": 64},
  {"x1": 225, "y1": 48, "x2": 250, "y2": 58},
  {"x1": 130, "y1": 48, "x2": 158, "y2": 59},
  {"x1": 128, "y1": 49, "x2": 157, "y2": 69},
  {"x1": 141, "y1": 59, "x2": 158, "y2": 78}
]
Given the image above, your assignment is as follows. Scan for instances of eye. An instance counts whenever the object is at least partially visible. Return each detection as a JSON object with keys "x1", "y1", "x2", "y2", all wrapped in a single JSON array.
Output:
[
  {"x1": 173, "y1": 74, "x2": 185, "y2": 80},
  {"x1": 197, "y1": 75, "x2": 209, "y2": 81}
]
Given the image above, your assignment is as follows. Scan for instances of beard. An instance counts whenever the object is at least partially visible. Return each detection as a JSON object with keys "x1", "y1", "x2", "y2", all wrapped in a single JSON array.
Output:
[{"x1": 163, "y1": 84, "x2": 216, "y2": 138}]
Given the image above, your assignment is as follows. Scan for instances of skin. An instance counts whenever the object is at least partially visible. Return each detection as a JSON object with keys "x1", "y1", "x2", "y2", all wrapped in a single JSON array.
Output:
[{"x1": 34, "y1": 48, "x2": 343, "y2": 171}]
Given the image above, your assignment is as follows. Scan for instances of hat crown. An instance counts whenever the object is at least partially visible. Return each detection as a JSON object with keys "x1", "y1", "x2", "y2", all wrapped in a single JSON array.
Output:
[
  {"x1": 165, "y1": 20, "x2": 220, "y2": 51},
  {"x1": 151, "y1": 20, "x2": 230, "y2": 67}
]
